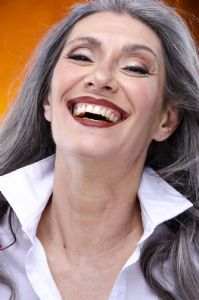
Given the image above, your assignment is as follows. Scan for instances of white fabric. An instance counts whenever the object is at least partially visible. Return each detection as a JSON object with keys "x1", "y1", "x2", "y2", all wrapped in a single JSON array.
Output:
[{"x1": 0, "y1": 155, "x2": 192, "y2": 300}]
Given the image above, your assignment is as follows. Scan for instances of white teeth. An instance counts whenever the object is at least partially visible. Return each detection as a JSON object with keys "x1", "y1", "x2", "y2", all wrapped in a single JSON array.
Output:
[
  {"x1": 73, "y1": 108, "x2": 78, "y2": 116},
  {"x1": 113, "y1": 115, "x2": 119, "y2": 123},
  {"x1": 105, "y1": 109, "x2": 112, "y2": 118},
  {"x1": 73, "y1": 103, "x2": 121, "y2": 123},
  {"x1": 109, "y1": 114, "x2": 116, "y2": 122},
  {"x1": 87, "y1": 104, "x2": 94, "y2": 113},
  {"x1": 100, "y1": 107, "x2": 107, "y2": 117},
  {"x1": 74, "y1": 106, "x2": 81, "y2": 116},
  {"x1": 93, "y1": 105, "x2": 101, "y2": 115},
  {"x1": 82, "y1": 104, "x2": 86, "y2": 112}
]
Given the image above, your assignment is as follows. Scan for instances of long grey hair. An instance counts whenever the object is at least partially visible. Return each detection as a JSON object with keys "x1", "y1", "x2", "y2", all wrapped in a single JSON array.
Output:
[{"x1": 0, "y1": 0, "x2": 199, "y2": 299}]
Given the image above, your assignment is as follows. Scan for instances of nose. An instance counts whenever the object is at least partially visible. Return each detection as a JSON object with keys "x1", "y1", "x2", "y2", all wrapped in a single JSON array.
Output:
[{"x1": 84, "y1": 64, "x2": 119, "y2": 94}]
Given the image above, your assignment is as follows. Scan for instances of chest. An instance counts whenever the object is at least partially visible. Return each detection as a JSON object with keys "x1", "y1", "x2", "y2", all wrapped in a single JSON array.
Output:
[
  {"x1": 0, "y1": 236, "x2": 160, "y2": 300},
  {"x1": 47, "y1": 257, "x2": 122, "y2": 300}
]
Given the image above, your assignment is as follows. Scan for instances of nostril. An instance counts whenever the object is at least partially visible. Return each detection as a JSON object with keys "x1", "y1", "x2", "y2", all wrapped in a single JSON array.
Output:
[
  {"x1": 86, "y1": 82, "x2": 95, "y2": 87},
  {"x1": 84, "y1": 78, "x2": 118, "y2": 92},
  {"x1": 104, "y1": 86, "x2": 112, "y2": 90}
]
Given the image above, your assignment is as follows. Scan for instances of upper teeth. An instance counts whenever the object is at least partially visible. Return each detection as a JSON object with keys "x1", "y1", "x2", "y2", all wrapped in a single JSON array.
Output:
[{"x1": 73, "y1": 103, "x2": 121, "y2": 123}]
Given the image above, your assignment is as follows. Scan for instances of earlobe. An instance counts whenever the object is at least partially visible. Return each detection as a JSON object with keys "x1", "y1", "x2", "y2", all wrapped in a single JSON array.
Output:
[
  {"x1": 153, "y1": 105, "x2": 181, "y2": 142},
  {"x1": 43, "y1": 97, "x2": 52, "y2": 122}
]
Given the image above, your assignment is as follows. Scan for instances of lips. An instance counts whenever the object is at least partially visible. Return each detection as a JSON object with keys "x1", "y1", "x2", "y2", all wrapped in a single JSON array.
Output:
[{"x1": 67, "y1": 96, "x2": 129, "y2": 128}]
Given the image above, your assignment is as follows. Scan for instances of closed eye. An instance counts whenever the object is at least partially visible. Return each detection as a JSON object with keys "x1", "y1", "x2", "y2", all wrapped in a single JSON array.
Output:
[
  {"x1": 122, "y1": 66, "x2": 150, "y2": 76},
  {"x1": 67, "y1": 53, "x2": 93, "y2": 62}
]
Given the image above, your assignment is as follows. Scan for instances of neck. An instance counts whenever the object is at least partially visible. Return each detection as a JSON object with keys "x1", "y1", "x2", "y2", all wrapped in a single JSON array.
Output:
[{"x1": 38, "y1": 150, "x2": 144, "y2": 261}]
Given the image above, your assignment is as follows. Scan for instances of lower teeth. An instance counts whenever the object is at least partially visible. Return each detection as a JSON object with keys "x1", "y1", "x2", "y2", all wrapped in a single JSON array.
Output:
[{"x1": 83, "y1": 117, "x2": 110, "y2": 122}]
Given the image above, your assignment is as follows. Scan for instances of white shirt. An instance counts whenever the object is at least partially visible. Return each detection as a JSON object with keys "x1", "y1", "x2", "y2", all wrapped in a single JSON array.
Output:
[{"x1": 0, "y1": 155, "x2": 192, "y2": 300}]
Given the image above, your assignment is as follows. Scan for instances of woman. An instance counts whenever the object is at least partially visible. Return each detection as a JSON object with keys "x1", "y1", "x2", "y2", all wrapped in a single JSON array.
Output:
[{"x1": 0, "y1": 0, "x2": 199, "y2": 299}]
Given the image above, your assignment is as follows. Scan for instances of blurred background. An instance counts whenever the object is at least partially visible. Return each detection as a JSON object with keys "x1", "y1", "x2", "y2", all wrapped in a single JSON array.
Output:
[{"x1": 0, "y1": 0, "x2": 198, "y2": 116}]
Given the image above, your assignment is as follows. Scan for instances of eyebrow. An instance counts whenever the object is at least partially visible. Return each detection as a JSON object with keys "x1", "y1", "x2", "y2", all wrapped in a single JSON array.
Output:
[
  {"x1": 65, "y1": 36, "x2": 158, "y2": 59},
  {"x1": 65, "y1": 36, "x2": 101, "y2": 48},
  {"x1": 122, "y1": 44, "x2": 158, "y2": 59}
]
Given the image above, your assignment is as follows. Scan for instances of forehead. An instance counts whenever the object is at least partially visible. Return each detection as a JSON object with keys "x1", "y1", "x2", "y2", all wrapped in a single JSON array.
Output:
[{"x1": 67, "y1": 12, "x2": 163, "y2": 56}]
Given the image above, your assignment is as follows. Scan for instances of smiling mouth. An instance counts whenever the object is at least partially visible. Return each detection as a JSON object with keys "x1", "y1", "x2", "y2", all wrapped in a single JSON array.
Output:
[{"x1": 67, "y1": 97, "x2": 128, "y2": 127}]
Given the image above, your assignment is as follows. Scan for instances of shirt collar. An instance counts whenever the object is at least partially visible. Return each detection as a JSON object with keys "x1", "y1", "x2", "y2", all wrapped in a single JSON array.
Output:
[
  {"x1": 138, "y1": 167, "x2": 193, "y2": 228},
  {"x1": 0, "y1": 155, "x2": 192, "y2": 237},
  {"x1": 0, "y1": 156, "x2": 55, "y2": 237}
]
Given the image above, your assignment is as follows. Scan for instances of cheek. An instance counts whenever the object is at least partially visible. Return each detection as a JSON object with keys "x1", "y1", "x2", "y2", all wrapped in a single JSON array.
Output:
[
  {"x1": 50, "y1": 62, "x2": 85, "y2": 98},
  {"x1": 124, "y1": 77, "x2": 162, "y2": 113},
  {"x1": 121, "y1": 78, "x2": 164, "y2": 146}
]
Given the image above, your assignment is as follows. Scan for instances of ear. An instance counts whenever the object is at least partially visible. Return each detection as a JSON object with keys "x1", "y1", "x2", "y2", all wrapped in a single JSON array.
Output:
[
  {"x1": 153, "y1": 104, "x2": 181, "y2": 142},
  {"x1": 43, "y1": 96, "x2": 52, "y2": 122}
]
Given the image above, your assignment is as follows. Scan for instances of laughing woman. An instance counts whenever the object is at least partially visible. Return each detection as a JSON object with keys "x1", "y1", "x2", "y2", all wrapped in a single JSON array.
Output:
[{"x1": 0, "y1": 0, "x2": 199, "y2": 299}]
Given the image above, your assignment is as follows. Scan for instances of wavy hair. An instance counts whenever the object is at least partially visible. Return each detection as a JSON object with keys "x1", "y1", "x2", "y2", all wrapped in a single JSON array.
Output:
[{"x1": 0, "y1": 0, "x2": 199, "y2": 299}]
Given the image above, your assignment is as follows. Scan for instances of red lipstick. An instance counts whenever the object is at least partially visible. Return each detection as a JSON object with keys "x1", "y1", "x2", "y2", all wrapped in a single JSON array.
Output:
[
  {"x1": 67, "y1": 96, "x2": 129, "y2": 128},
  {"x1": 67, "y1": 96, "x2": 128, "y2": 119}
]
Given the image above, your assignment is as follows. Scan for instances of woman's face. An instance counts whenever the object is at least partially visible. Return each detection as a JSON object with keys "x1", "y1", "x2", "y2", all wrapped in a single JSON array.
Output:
[{"x1": 44, "y1": 12, "x2": 178, "y2": 165}]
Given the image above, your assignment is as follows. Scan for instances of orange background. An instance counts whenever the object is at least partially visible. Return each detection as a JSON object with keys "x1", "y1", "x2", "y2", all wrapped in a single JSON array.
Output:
[{"x1": 0, "y1": 0, "x2": 198, "y2": 116}]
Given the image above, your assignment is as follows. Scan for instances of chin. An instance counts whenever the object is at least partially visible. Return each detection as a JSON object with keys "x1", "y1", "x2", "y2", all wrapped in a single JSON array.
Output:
[{"x1": 57, "y1": 139, "x2": 115, "y2": 161}]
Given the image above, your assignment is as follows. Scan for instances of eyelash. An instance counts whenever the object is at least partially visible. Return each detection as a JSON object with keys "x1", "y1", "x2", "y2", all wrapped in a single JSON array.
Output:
[
  {"x1": 67, "y1": 53, "x2": 151, "y2": 76},
  {"x1": 67, "y1": 53, "x2": 92, "y2": 62},
  {"x1": 122, "y1": 66, "x2": 150, "y2": 76}
]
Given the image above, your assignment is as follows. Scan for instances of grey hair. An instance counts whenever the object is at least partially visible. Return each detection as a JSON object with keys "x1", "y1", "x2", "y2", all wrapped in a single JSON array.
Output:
[{"x1": 0, "y1": 0, "x2": 199, "y2": 299}]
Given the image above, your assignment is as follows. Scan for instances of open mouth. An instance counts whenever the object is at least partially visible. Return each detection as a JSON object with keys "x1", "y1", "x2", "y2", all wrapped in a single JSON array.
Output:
[{"x1": 67, "y1": 97, "x2": 128, "y2": 127}]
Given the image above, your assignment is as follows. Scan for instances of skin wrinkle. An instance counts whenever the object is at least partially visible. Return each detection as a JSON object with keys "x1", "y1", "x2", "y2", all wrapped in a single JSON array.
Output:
[
  {"x1": 42, "y1": 11, "x2": 174, "y2": 253},
  {"x1": 1, "y1": 1, "x2": 198, "y2": 299},
  {"x1": 38, "y1": 11, "x2": 180, "y2": 300},
  {"x1": 63, "y1": 36, "x2": 159, "y2": 63}
]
